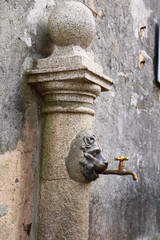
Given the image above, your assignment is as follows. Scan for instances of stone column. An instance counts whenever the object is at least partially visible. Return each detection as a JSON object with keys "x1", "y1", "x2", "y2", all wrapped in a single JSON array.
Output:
[{"x1": 28, "y1": 2, "x2": 113, "y2": 239}]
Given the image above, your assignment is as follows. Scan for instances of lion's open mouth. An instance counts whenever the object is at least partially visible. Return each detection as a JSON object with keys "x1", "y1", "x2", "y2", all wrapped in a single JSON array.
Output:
[{"x1": 95, "y1": 168, "x2": 107, "y2": 176}]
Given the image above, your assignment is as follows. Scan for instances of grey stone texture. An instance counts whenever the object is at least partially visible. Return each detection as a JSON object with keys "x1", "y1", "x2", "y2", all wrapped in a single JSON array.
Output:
[
  {"x1": 0, "y1": 0, "x2": 160, "y2": 240},
  {"x1": 38, "y1": 113, "x2": 92, "y2": 239},
  {"x1": 48, "y1": 1, "x2": 96, "y2": 48}
]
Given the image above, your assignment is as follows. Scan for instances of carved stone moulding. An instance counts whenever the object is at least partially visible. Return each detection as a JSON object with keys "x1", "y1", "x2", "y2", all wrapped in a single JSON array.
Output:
[{"x1": 28, "y1": 68, "x2": 112, "y2": 115}]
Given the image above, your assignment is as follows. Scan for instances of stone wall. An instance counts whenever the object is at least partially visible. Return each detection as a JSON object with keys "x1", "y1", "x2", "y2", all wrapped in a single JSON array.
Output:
[{"x1": 0, "y1": 0, "x2": 160, "y2": 239}]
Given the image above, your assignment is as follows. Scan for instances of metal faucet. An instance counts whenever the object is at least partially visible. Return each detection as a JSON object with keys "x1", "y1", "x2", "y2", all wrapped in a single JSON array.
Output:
[{"x1": 101, "y1": 156, "x2": 138, "y2": 181}]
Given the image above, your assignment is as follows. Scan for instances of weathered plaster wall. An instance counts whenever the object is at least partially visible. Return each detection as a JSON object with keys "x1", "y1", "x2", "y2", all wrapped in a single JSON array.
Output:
[
  {"x1": 89, "y1": 0, "x2": 160, "y2": 239},
  {"x1": 0, "y1": 0, "x2": 55, "y2": 239},
  {"x1": 0, "y1": 0, "x2": 160, "y2": 240}
]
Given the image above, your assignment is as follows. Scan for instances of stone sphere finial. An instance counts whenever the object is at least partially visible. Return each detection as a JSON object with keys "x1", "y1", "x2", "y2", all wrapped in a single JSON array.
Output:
[{"x1": 48, "y1": 1, "x2": 96, "y2": 49}]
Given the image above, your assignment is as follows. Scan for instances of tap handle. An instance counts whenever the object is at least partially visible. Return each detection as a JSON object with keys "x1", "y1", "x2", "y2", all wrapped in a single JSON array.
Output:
[
  {"x1": 114, "y1": 156, "x2": 129, "y2": 171},
  {"x1": 114, "y1": 156, "x2": 129, "y2": 161}
]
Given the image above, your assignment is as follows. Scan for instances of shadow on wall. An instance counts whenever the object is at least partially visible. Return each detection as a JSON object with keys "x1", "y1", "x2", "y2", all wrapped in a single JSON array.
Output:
[
  {"x1": 153, "y1": 23, "x2": 159, "y2": 86},
  {"x1": 116, "y1": 171, "x2": 160, "y2": 239},
  {"x1": 89, "y1": 166, "x2": 160, "y2": 240}
]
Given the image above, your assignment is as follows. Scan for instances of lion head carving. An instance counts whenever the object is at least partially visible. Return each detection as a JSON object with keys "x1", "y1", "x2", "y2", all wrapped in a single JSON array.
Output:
[
  {"x1": 80, "y1": 135, "x2": 108, "y2": 181},
  {"x1": 66, "y1": 130, "x2": 108, "y2": 183}
]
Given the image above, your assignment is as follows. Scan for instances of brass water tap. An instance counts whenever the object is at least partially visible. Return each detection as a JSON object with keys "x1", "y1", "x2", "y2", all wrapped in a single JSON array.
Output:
[{"x1": 102, "y1": 156, "x2": 138, "y2": 181}]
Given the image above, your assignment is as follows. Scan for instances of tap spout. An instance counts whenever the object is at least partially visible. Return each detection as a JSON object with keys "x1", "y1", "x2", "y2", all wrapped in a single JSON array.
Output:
[{"x1": 101, "y1": 169, "x2": 138, "y2": 181}]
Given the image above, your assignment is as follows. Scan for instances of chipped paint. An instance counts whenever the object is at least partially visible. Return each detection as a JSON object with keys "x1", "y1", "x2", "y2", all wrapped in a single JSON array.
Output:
[
  {"x1": 131, "y1": 92, "x2": 139, "y2": 107},
  {"x1": 118, "y1": 72, "x2": 128, "y2": 78},
  {"x1": 22, "y1": 29, "x2": 32, "y2": 47},
  {"x1": 136, "y1": 153, "x2": 143, "y2": 168}
]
